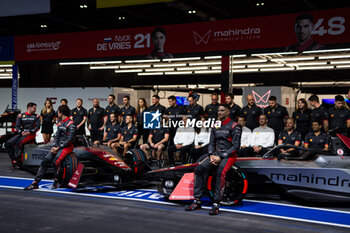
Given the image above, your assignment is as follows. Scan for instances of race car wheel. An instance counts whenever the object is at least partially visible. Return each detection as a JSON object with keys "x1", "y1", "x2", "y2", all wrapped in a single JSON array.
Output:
[
  {"x1": 58, "y1": 152, "x2": 78, "y2": 187},
  {"x1": 206, "y1": 165, "x2": 248, "y2": 206},
  {"x1": 124, "y1": 149, "x2": 151, "y2": 177}
]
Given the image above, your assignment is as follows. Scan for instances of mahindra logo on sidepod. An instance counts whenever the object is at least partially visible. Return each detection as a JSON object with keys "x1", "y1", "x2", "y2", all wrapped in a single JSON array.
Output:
[{"x1": 26, "y1": 41, "x2": 61, "y2": 53}]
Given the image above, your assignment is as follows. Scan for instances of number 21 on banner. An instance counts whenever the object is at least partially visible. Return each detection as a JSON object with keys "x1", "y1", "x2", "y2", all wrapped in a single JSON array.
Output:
[
  {"x1": 134, "y1": 33, "x2": 151, "y2": 48},
  {"x1": 312, "y1": 17, "x2": 345, "y2": 36}
]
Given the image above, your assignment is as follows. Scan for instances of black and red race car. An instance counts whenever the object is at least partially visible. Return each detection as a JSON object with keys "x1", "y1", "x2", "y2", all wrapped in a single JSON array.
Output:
[{"x1": 0, "y1": 106, "x2": 20, "y2": 150}]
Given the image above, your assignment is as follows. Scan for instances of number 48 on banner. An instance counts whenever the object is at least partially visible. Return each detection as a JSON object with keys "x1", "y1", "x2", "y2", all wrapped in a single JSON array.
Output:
[{"x1": 312, "y1": 17, "x2": 345, "y2": 36}]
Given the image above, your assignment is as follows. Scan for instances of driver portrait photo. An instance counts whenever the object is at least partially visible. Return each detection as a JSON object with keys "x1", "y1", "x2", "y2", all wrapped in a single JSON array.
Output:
[
  {"x1": 286, "y1": 13, "x2": 324, "y2": 52},
  {"x1": 147, "y1": 27, "x2": 173, "y2": 59}
]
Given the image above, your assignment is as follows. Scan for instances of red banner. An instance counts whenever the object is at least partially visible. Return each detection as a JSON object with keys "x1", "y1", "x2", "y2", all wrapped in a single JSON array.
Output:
[{"x1": 15, "y1": 8, "x2": 350, "y2": 61}]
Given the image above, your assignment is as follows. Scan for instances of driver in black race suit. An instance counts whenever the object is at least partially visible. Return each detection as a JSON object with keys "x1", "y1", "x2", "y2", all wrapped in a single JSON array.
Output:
[
  {"x1": 24, "y1": 105, "x2": 76, "y2": 190},
  {"x1": 185, "y1": 104, "x2": 242, "y2": 215},
  {"x1": 5, "y1": 102, "x2": 40, "y2": 169}
]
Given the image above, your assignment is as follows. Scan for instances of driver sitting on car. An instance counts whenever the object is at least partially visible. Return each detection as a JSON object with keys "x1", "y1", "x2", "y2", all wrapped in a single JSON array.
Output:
[
  {"x1": 185, "y1": 104, "x2": 242, "y2": 215},
  {"x1": 24, "y1": 105, "x2": 76, "y2": 190},
  {"x1": 5, "y1": 102, "x2": 40, "y2": 169}
]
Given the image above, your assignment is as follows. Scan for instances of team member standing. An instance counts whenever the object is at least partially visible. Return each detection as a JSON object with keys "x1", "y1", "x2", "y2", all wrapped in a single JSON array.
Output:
[
  {"x1": 55, "y1": 99, "x2": 68, "y2": 123},
  {"x1": 5, "y1": 102, "x2": 40, "y2": 169},
  {"x1": 136, "y1": 98, "x2": 149, "y2": 143},
  {"x1": 240, "y1": 94, "x2": 262, "y2": 131},
  {"x1": 120, "y1": 96, "x2": 136, "y2": 126},
  {"x1": 105, "y1": 94, "x2": 121, "y2": 124},
  {"x1": 24, "y1": 105, "x2": 76, "y2": 190},
  {"x1": 165, "y1": 95, "x2": 184, "y2": 145},
  {"x1": 292, "y1": 98, "x2": 311, "y2": 140},
  {"x1": 327, "y1": 95, "x2": 350, "y2": 134},
  {"x1": 88, "y1": 98, "x2": 106, "y2": 145},
  {"x1": 71, "y1": 98, "x2": 88, "y2": 136},
  {"x1": 263, "y1": 96, "x2": 289, "y2": 143},
  {"x1": 148, "y1": 94, "x2": 166, "y2": 114},
  {"x1": 103, "y1": 113, "x2": 121, "y2": 150},
  {"x1": 184, "y1": 94, "x2": 204, "y2": 120},
  {"x1": 277, "y1": 118, "x2": 302, "y2": 158},
  {"x1": 185, "y1": 104, "x2": 241, "y2": 215},
  {"x1": 114, "y1": 115, "x2": 138, "y2": 157},
  {"x1": 225, "y1": 93, "x2": 241, "y2": 122},
  {"x1": 205, "y1": 93, "x2": 220, "y2": 120},
  {"x1": 308, "y1": 95, "x2": 329, "y2": 132},
  {"x1": 304, "y1": 121, "x2": 329, "y2": 151},
  {"x1": 40, "y1": 100, "x2": 55, "y2": 143}
]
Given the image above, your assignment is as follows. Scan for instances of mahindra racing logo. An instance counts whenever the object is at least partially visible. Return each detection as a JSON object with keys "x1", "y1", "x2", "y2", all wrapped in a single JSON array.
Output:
[
  {"x1": 252, "y1": 90, "x2": 271, "y2": 108},
  {"x1": 26, "y1": 41, "x2": 61, "y2": 53},
  {"x1": 193, "y1": 30, "x2": 211, "y2": 45}
]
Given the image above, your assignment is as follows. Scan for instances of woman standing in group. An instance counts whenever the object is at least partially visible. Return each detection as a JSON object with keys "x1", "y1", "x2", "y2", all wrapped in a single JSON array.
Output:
[
  {"x1": 41, "y1": 100, "x2": 55, "y2": 143},
  {"x1": 137, "y1": 98, "x2": 149, "y2": 143},
  {"x1": 292, "y1": 98, "x2": 312, "y2": 140}
]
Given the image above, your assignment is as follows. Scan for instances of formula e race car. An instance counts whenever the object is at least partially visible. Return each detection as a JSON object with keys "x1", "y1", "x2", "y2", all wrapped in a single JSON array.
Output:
[
  {"x1": 0, "y1": 106, "x2": 20, "y2": 150},
  {"x1": 19, "y1": 135, "x2": 152, "y2": 188},
  {"x1": 149, "y1": 133, "x2": 350, "y2": 205}
]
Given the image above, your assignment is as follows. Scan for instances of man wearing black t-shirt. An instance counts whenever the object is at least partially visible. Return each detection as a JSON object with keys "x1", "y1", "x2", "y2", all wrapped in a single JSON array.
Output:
[
  {"x1": 308, "y1": 95, "x2": 329, "y2": 132},
  {"x1": 240, "y1": 94, "x2": 262, "y2": 131},
  {"x1": 88, "y1": 98, "x2": 106, "y2": 145},
  {"x1": 114, "y1": 115, "x2": 138, "y2": 157},
  {"x1": 304, "y1": 121, "x2": 329, "y2": 151},
  {"x1": 184, "y1": 94, "x2": 204, "y2": 120},
  {"x1": 120, "y1": 96, "x2": 136, "y2": 126},
  {"x1": 225, "y1": 92, "x2": 241, "y2": 122},
  {"x1": 103, "y1": 113, "x2": 121, "y2": 150},
  {"x1": 148, "y1": 94, "x2": 166, "y2": 114},
  {"x1": 71, "y1": 98, "x2": 88, "y2": 136},
  {"x1": 105, "y1": 94, "x2": 121, "y2": 124},
  {"x1": 264, "y1": 96, "x2": 289, "y2": 143},
  {"x1": 327, "y1": 95, "x2": 350, "y2": 134},
  {"x1": 205, "y1": 93, "x2": 220, "y2": 120},
  {"x1": 277, "y1": 118, "x2": 302, "y2": 158},
  {"x1": 165, "y1": 95, "x2": 184, "y2": 145}
]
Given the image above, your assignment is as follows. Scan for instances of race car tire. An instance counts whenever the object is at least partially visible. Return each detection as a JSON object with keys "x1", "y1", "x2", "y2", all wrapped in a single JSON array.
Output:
[
  {"x1": 58, "y1": 152, "x2": 78, "y2": 187},
  {"x1": 206, "y1": 165, "x2": 248, "y2": 206},
  {"x1": 124, "y1": 149, "x2": 151, "y2": 177}
]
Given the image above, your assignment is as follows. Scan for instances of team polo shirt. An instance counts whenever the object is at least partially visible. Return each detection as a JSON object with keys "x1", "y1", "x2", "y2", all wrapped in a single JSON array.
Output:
[
  {"x1": 105, "y1": 104, "x2": 121, "y2": 123},
  {"x1": 149, "y1": 128, "x2": 169, "y2": 144},
  {"x1": 121, "y1": 125, "x2": 138, "y2": 142},
  {"x1": 148, "y1": 104, "x2": 166, "y2": 114},
  {"x1": 310, "y1": 105, "x2": 328, "y2": 124},
  {"x1": 328, "y1": 107, "x2": 350, "y2": 131},
  {"x1": 229, "y1": 104, "x2": 241, "y2": 122},
  {"x1": 166, "y1": 105, "x2": 184, "y2": 122},
  {"x1": 184, "y1": 104, "x2": 204, "y2": 119},
  {"x1": 88, "y1": 107, "x2": 105, "y2": 130},
  {"x1": 264, "y1": 104, "x2": 289, "y2": 132},
  {"x1": 278, "y1": 130, "x2": 302, "y2": 145},
  {"x1": 304, "y1": 132, "x2": 329, "y2": 150},
  {"x1": 105, "y1": 122, "x2": 121, "y2": 140},
  {"x1": 240, "y1": 105, "x2": 262, "y2": 131},
  {"x1": 292, "y1": 109, "x2": 312, "y2": 134},
  {"x1": 120, "y1": 106, "x2": 136, "y2": 124},
  {"x1": 71, "y1": 107, "x2": 87, "y2": 126},
  {"x1": 205, "y1": 103, "x2": 219, "y2": 120}
]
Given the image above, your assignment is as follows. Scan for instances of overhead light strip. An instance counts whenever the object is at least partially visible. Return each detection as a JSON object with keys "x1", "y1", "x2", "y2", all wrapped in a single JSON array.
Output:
[
  {"x1": 163, "y1": 57, "x2": 201, "y2": 62},
  {"x1": 115, "y1": 69, "x2": 143, "y2": 73},
  {"x1": 303, "y1": 48, "x2": 350, "y2": 53}
]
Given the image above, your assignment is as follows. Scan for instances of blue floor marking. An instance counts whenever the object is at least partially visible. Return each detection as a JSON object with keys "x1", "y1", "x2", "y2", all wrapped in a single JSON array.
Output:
[{"x1": 0, "y1": 175, "x2": 349, "y2": 228}]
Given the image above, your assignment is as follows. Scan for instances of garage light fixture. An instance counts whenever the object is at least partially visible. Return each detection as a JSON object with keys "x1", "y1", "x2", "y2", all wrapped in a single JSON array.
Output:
[
  {"x1": 231, "y1": 54, "x2": 247, "y2": 58},
  {"x1": 251, "y1": 51, "x2": 297, "y2": 56},
  {"x1": 271, "y1": 57, "x2": 315, "y2": 62},
  {"x1": 138, "y1": 72, "x2": 163, "y2": 76},
  {"x1": 330, "y1": 60, "x2": 350, "y2": 64},
  {"x1": 318, "y1": 55, "x2": 350, "y2": 59},
  {"x1": 260, "y1": 67, "x2": 295, "y2": 72},
  {"x1": 194, "y1": 70, "x2": 221, "y2": 74},
  {"x1": 125, "y1": 59, "x2": 160, "y2": 63},
  {"x1": 153, "y1": 63, "x2": 187, "y2": 67},
  {"x1": 248, "y1": 64, "x2": 285, "y2": 68},
  {"x1": 286, "y1": 62, "x2": 328, "y2": 66},
  {"x1": 115, "y1": 69, "x2": 142, "y2": 73},
  {"x1": 296, "y1": 66, "x2": 334, "y2": 70},
  {"x1": 145, "y1": 68, "x2": 174, "y2": 72},
  {"x1": 189, "y1": 62, "x2": 221, "y2": 66},
  {"x1": 336, "y1": 65, "x2": 350, "y2": 69},
  {"x1": 303, "y1": 48, "x2": 350, "y2": 53},
  {"x1": 233, "y1": 68, "x2": 259, "y2": 73},
  {"x1": 163, "y1": 57, "x2": 201, "y2": 62},
  {"x1": 232, "y1": 59, "x2": 267, "y2": 64},
  {"x1": 90, "y1": 66, "x2": 119, "y2": 69},
  {"x1": 0, "y1": 64, "x2": 13, "y2": 67},
  {"x1": 164, "y1": 71, "x2": 193, "y2": 75},
  {"x1": 119, "y1": 64, "x2": 151, "y2": 68},
  {"x1": 204, "y1": 56, "x2": 222, "y2": 59},
  {"x1": 177, "y1": 67, "x2": 209, "y2": 71}
]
